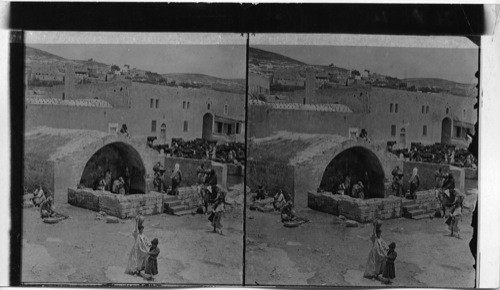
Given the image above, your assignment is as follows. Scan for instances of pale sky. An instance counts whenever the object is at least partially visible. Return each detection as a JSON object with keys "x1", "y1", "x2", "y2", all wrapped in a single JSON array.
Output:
[
  {"x1": 253, "y1": 45, "x2": 478, "y2": 84},
  {"x1": 28, "y1": 44, "x2": 246, "y2": 79}
]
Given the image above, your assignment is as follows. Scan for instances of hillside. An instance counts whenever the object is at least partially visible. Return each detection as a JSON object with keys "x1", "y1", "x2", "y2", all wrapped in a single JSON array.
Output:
[
  {"x1": 250, "y1": 46, "x2": 475, "y2": 97},
  {"x1": 249, "y1": 47, "x2": 306, "y2": 66},
  {"x1": 404, "y1": 78, "x2": 476, "y2": 96},
  {"x1": 25, "y1": 46, "x2": 109, "y2": 69},
  {"x1": 25, "y1": 46, "x2": 243, "y2": 94}
]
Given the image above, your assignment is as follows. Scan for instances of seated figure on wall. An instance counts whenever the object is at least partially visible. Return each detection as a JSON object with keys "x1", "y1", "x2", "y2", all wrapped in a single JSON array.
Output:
[
  {"x1": 351, "y1": 181, "x2": 365, "y2": 199},
  {"x1": 112, "y1": 177, "x2": 126, "y2": 195},
  {"x1": 120, "y1": 124, "x2": 129, "y2": 137},
  {"x1": 337, "y1": 175, "x2": 351, "y2": 196}
]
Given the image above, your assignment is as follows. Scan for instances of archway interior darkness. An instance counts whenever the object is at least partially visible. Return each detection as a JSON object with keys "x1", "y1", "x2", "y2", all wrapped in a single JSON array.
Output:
[
  {"x1": 202, "y1": 113, "x2": 213, "y2": 140},
  {"x1": 79, "y1": 142, "x2": 146, "y2": 194},
  {"x1": 441, "y1": 117, "x2": 452, "y2": 144},
  {"x1": 319, "y1": 146, "x2": 385, "y2": 199}
]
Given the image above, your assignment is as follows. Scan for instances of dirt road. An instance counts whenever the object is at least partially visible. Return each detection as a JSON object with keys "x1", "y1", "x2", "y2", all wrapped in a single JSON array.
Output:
[{"x1": 22, "y1": 203, "x2": 243, "y2": 285}]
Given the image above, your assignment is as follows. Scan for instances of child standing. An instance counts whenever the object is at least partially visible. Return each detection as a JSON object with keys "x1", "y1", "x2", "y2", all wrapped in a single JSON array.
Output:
[
  {"x1": 383, "y1": 242, "x2": 397, "y2": 284},
  {"x1": 143, "y1": 238, "x2": 160, "y2": 281}
]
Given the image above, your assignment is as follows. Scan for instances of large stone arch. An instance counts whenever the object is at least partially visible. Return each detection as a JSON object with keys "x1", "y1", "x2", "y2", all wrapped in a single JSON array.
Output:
[
  {"x1": 292, "y1": 139, "x2": 396, "y2": 208},
  {"x1": 319, "y1": 146, "x2": 385, "y2": 199},
  {"x1": 63, "y1": 135, "x2": 159, "y2": 198},
  {"x1": 79, "y1": 141, "x2": 147, "y2": 194}
]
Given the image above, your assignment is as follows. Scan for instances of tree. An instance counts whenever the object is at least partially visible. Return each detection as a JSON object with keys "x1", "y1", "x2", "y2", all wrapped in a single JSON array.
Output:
[
  {"x1": 351, "y1": 70, "x2": 360, "y2": 76},
  {"x1": 111, "y1": 65, "x2": 120, "y2": 72}
]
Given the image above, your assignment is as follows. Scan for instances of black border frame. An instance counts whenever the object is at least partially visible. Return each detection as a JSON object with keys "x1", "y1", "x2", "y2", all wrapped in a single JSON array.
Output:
[{"x1": 9, "y1": 3, "x2": 485, "y2": 287}]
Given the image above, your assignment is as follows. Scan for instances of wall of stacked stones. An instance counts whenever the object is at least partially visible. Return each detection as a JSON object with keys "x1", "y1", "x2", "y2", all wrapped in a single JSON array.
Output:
[
  {"x1": 411, "y1": 190, "x2": 442, "y2": 213},
  {"x1": 177, "y1": 186, "x2": 202, "y2": 208},
  {"x1": 247, "y1": 160, "x2": 295, "y2": 200},
  {"x1": 308, "y1": 189, "x2": 440, "y2": 223},
  {"x1": 68, "y1": 188, "x2": 163, "y2": 219}
]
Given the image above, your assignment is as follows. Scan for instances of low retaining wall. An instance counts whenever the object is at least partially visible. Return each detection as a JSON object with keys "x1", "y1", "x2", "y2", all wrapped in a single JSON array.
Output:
[
  {"x1": 68, "y1": 188, "x2": 163, "y2": 218},
  {"x1": 308, "y1": 189, "x2": 440, "y2": 223},
  {"x1": 177, "y1": 186, "x2": 202, "y2": 208},
  {"x1": 464, "y1": 167, "x2": 478, "y2": 180}
]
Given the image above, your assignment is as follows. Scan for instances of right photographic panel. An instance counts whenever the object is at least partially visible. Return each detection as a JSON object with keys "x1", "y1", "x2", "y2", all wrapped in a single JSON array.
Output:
[{"x1": 245, "y1": 34, "x2": 479, "y2": 287}]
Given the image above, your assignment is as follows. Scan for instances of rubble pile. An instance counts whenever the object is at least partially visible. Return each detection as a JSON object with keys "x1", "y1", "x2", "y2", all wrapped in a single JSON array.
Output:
[{"x1": 389, "y1": 142, "x2": 476, "y2": 168}]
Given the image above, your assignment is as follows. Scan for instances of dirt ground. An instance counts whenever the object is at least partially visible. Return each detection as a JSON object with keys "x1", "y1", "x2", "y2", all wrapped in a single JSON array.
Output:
[
  {"x1": 245, "y1": 183, "x2": 478, "y2": 287},
  {"x1": 21, "y1": 202, "x2": 243, "y2": 285}
]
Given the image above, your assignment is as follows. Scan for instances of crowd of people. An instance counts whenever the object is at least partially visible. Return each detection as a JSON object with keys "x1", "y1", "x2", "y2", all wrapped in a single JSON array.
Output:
[
  {"x1": 388, "y1": 142, "x2": 477, "y2": 169},
  {"x1": 147, "y1": 138, "x2": 245, "y2": 165}
]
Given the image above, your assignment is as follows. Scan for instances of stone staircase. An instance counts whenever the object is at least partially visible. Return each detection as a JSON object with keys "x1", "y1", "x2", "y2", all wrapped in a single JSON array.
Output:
[
  {"x1": 402, "y1": 190, "x2": 440, "y2": 220},
  {"x1": 163, "y1": 195, "x2": 197, "y2": 216}
]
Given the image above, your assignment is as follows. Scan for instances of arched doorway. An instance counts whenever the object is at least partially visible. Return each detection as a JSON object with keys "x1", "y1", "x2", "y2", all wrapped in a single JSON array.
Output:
[
  {"x1": 202, "y1": 113, "x2": 213, "y2": 140},
  {"x1": 441, "y1": 117, "x2": 452, "y2": 144},
  {"x1": 319, "y1": 146, "x2": 385, "y2": 199},
  {"x1": 399, "y1": 128, "x2": 406, "y2": 147},
  {"x1": 160, "y1": 123, "x2": 167, "y2": 144},
  {"x1": 79, "y1": 142, "x2": 146, "y2": 194}
]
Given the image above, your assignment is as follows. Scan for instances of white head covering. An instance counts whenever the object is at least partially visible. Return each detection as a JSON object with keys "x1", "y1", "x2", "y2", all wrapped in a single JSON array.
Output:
[
  {"x1": 409, "y1": 167, "x2": 418, "y2": 183},
  {"x1": 171, "y1": 163, "x2": 180, "y2": 179}
]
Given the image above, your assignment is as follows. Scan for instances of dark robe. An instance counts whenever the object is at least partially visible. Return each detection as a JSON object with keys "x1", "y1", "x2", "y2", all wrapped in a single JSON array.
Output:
[
  {"x1": 383, "y1": 250, "x2": 397, "y2": 279},
  {"x1": 144, "y1": 247, "x2": 160, "y2": 276}
]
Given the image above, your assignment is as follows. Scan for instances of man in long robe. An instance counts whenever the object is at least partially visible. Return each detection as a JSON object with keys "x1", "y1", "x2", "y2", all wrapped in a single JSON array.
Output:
[
  {"x1": 363, "y1": 229, "x2": 389, "y2": 279},
  {"x1": 125, "y1": 225, "x2": 151, "y2": 275}
]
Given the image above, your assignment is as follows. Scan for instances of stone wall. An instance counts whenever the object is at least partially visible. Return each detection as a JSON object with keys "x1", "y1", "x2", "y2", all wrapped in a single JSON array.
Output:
[
  {"x1": 68, "y1": 188, "x2": 163, "y2": 218},
  {"x1": 308, "y1": 192, "x2": 402, "y2": 222},
  {"x1": 24, "y1": 154, "x2": 55, "y2": 195},
  {"x1": 402, "y1": 161, "x2": 450, "y2": 192},
  {"x1": 247, "y1": 160, "x2": 295, "y2": 200},
  {"x1": 464, "y1": 168, "x2": 478, "y2": 180},
  {"x1": 226, "y1": 164, "x2": 244, "y2": 187},
  {"x1": 177, "y1": 186, "x2": 202, "y2": 208},
  {"x1": 308, "y1": 189, "x2": 441, "y2": 223},
  {"x1": 163, "y1": 157, "x2": 212, "y2": 188}
]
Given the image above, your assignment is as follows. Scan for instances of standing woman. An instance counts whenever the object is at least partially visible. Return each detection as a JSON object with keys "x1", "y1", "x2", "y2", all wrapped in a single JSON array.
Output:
[
  {"x1": 408, "y1": 167, "x2": 420, "y2": 199},
  {"x1": 125, "y1": 222, "x2": 151, "y2": 276},
  {"x1": 363, "y1": 224, "x2": 389, "y2": 279},
  {"x1": 170, "y1": 163, "x2": 182, "y2": 196}
]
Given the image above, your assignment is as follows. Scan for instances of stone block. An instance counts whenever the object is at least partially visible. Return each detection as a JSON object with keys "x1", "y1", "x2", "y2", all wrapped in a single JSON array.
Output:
[{"x1": 68, "y1": 188, "x2": 105, "y2": 211}]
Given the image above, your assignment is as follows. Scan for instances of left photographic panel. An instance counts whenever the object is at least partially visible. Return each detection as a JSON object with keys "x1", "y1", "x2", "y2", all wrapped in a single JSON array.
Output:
[{"x1": 22, "y1": 32, "x2": 246, "y2": 286}]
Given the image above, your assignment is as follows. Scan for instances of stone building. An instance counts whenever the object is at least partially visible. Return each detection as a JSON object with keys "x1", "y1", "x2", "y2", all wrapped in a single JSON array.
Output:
[
  {"x1": 248, "y1": 72, "x2": 271, "y2": 96},
  {"x1": 26, "y1": 68, "x2": 245, "y2": 145},
  {"x1": 249, "y1": 75, "x2": 476, "y2": 148}
]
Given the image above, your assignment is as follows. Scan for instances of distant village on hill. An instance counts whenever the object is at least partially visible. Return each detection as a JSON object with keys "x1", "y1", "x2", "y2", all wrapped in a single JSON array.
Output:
[
  {"x1": 248, "y1": 47, "x2": 476, "y2": 98},
  {"x1": 25, "y1": 46, "x2": 245, "y2": 95}
]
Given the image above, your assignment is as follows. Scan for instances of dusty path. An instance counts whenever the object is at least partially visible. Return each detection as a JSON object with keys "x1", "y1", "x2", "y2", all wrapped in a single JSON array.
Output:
[
  {"x1": 22, "y1": 203, "x2": 243, "y2": 285},
  {"x1": 246, "y1": 185, "x2": 477, "y2": 287}
]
